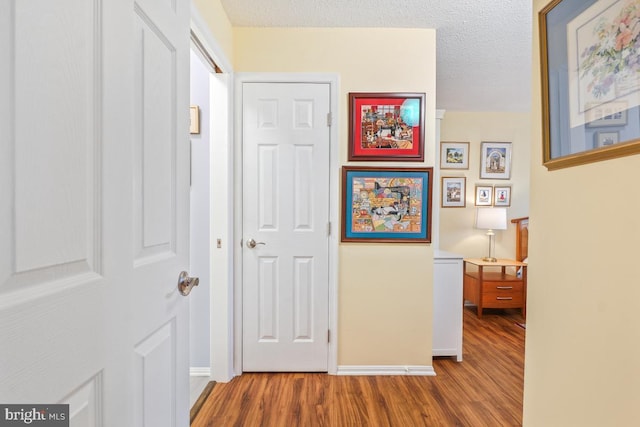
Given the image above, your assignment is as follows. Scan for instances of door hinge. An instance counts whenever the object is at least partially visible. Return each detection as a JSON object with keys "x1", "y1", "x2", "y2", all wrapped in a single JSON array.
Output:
[
  {"x1": 327, "y1": 330, "x2": 330, "y2": 343},
  {"x1": 326, "y1": 112, "x2": 332, "y2": 127},
  {"x1": 327, "y1": 222, "x2": 331, "y2": 236}
]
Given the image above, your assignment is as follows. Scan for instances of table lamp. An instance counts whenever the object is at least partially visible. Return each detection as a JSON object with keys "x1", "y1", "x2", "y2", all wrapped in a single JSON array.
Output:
[{"x1": 475, "y1": 207, "x2": 507, "y2": 262}]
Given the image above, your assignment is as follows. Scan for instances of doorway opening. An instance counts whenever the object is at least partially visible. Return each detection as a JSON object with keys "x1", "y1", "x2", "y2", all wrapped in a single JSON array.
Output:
[
  {"x1": 188, "y1": 44, "x2": 212, "y2": 407},
  {"x1": 187, "y1": 26, "x2": 234, "y2": 406}
]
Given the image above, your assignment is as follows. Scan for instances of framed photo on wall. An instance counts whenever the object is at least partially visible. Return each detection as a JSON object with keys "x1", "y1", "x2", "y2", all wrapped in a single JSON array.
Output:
[
  {"x1": 348, "y1": 92, "x2": 425, "y2": 161},
  {"x1": 539, "y1": 0, "x2": 640, "y2": 169},
  {"x1": 480, "y1": 141, "x2": 512, "y2": 179},
  {"x1": 441, "y1": 177, "x2": 466, "y2": 208},
  {"x1": 494, "y1": 185, "x2": 512, "y2": 207},
  {"x1": 440, "y1": 141, "x2": 470, "y2": 169},
  {"x1": 341, "y1": 166, "x2": 433, "y2": 242},
  {"x1": 475, "y1": 185, "x2": 493, "y2": 206}
]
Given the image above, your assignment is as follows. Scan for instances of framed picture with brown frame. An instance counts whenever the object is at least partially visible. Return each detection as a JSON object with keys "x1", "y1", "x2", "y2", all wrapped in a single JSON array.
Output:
[
  {"x1": 441, "y1": 177, "x2": 466, "y2": 208},
  {"x1": 341, "y1": 166, "x2": 433, "y2": 243},
  {"x1": 348, "y1": 92, "x2": 425, "y2": 161},
  {"x1": 493, "y1": 185, "x2": 512, "y2": 207},
  {"x1": 475, "y1": 185, "x2": 493, "y2": 206},
  {"x1": 480, "y1": 141, "x2": 512, "y2": 180},
  {"x1": 539, "y1": 0, "x2": 640, "y2": 170},
  {"x1": 440, "y1": 141, "x2": 470, "y2": 170}
]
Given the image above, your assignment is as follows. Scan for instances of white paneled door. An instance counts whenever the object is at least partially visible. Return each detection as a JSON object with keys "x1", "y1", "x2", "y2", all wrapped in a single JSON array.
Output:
[
  {"x1": 242, "y1": 82, "x2": 331, "y2": 372},
  {"x1": 0, "y1": 0, "x2": 191, "y2": 426}
]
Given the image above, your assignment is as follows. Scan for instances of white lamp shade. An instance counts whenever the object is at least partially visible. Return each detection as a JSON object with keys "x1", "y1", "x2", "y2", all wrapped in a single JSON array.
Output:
[{"x1": 476, "y1": 207, "x2": 507, "y2": 230}]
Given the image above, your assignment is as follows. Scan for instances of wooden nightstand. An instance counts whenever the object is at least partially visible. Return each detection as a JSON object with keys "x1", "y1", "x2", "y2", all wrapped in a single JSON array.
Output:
[{"x1": 463, "y1": 258, "x2": 527, "y2": 318}]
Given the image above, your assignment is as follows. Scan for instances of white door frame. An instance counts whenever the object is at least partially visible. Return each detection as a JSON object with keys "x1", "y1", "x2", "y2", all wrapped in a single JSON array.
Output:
[
  {"x1": 233, "y1": 73, "x2": 340, "y2": 375},
  {"x1": 190, "y1": 8, "x2": 236, "y2": 382}
]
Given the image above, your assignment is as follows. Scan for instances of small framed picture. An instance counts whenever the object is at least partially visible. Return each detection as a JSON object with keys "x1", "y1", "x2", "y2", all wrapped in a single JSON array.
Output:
[
  {"x1": 440, "y1": 142, "x2": 470, "y2": 170},
  {"x1": 441, "y1": 177, "x2": 466, "y2": 208},
  {"x1": 475, "y1": 185, "x2": 493, "y2": 206},
  {"x1": 494, "y1": 185, "x2": 512, "y2": 207},
  {"x1": 480, "y1": 141, "x2": 512, "y2": 179},
  {"x1": 595, "y1": 131, "x2": 619, "y2": 148},
  {"x1": 190, "y1": 105, "x2": 200, "y2": 134}
]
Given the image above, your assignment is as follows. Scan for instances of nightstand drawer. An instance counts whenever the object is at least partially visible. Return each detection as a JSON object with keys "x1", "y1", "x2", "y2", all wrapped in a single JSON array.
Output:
[
  {"x1": 483, "y1": 281, "x2": 524, "y2": 293},
  {"x1": 482, "y1": 291, "x2": 524, "y2": 307}
]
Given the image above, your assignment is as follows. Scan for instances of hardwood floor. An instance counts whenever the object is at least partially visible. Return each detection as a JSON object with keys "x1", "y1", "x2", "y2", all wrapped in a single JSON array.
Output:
[{"x1": 192, "y1": 306, "x2": 525, "y2": 426}]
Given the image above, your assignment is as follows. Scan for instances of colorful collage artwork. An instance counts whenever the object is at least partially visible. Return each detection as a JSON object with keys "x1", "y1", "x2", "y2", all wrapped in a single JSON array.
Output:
[{"x1": 348, "y1": 93, "x2": 425, "y2": 161}]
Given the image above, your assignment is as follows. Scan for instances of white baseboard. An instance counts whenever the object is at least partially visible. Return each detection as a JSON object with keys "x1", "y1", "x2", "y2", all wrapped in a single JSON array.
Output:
[
  {"x1": 336, "y1": 365, "x2": 436, "y2": 376},
  {"x1": 190, "y1": 367, "x2": 211, "y2": 377}
]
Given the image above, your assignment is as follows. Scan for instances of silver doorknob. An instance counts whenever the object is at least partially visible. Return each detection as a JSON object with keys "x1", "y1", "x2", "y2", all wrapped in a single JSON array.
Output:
[
  {"x1": 246, "y1": 238, "x2": 266, "y2": 249},
  {"x1": 178, "y1": 271, "x2": 199, "y2": 296}
]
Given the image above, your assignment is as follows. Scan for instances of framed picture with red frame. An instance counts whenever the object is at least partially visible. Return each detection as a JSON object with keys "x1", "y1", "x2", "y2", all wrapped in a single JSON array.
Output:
[{"x1": 348, "y1": 92, "x2": 425, "y2": 161}]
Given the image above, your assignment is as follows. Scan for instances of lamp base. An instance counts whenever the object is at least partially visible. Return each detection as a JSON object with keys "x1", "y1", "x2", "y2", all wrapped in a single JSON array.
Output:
[{"x1": 482, "y1": 256, "x2": 498, "y2": 262}]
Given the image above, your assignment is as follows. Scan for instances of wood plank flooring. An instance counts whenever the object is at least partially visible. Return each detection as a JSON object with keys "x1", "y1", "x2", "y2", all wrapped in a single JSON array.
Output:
[{"x1": 192, "y1": 306, "x2": 525, "y2": 426}]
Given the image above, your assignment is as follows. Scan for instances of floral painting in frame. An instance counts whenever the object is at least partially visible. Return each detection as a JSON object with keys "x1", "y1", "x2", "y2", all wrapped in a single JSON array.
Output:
[
  {"x1": 568, "y1": 0, "x2": 640, "y2": 129},
  {"x1": 540, "y1": 0, "x2": 640, "y2": 169}
]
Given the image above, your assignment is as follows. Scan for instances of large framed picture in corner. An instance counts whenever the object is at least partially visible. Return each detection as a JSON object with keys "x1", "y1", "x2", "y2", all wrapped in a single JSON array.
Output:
[
  {"x1": 341, "y1": 166, "x2": 433, "y2": 243},
  {"x1": 540, "y1": 0, "x2": 640, "y2": 169}
]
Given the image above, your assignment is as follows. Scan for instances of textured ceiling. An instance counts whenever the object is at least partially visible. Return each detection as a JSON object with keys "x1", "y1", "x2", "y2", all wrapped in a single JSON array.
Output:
[{"x1": 220, "y1": 0, "x2": 533, "y2": 112}]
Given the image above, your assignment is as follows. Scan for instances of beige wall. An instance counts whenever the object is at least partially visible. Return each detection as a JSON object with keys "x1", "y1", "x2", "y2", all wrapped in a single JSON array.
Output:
[
  {"x1": 234, "y1": 27, "x2": 437, "y2": 366},
  {"x1": 440, "y1": 112, "x2": 531, "y2": 259},
  {"x1": 192, "y1": 0, "x2": 233, "y2": 63},
  {"x1": 525, "y1": 1, "x2": 640, "y2": 425}
]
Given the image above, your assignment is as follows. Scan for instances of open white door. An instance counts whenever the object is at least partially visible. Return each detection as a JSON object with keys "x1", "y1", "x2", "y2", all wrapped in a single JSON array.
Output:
[{"x1": 0, "y1": 0, "x2": 191, "y2": 426}]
